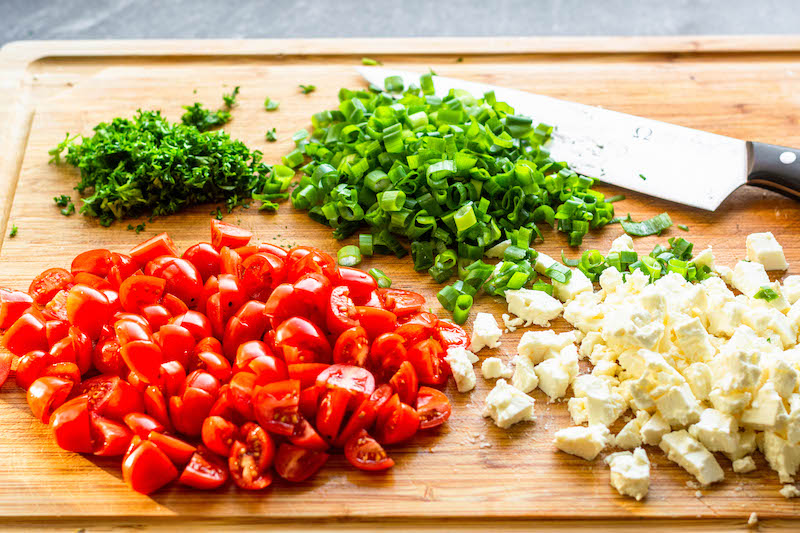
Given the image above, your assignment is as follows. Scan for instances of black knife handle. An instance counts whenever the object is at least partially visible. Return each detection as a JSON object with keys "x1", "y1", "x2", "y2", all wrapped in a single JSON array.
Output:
[{"x1": 747, "y1": 141, "x2": 800, "y2": 199}]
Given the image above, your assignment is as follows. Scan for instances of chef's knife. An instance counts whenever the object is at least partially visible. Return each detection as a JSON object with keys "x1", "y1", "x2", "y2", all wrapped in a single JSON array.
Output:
[{"x1": 357, "y1": 67, "x2": 800, "y2": 211}]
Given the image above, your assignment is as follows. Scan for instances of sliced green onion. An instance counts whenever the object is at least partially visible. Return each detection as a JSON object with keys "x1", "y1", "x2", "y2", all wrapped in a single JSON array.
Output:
[
  {"x1": 359, "y1": 234, "x2": 374, "y2": 256},
  {"x1": 452, "y1": 294, "x2": 473, "y2": 324},
  {"x1": 754, "y1": 285, "x2": 779, "y2": 301},
  {"x1": 411, "y1": 241, "x2": 435, "y2": 271},
  {"x1": 545, "y1": 262, "x2": 572, "y2": 284},
  {"x1": 264, "y1": 98, "x2": 280, "y2": 111},
  {"x1": 384, "y1": 76, "x2": 404, "y2": 92},
  {"x1": 282, "y1": 148, "x2": 305, "y2": 168},
  {"x1": 369, "y1": 268, "x2": 392, "y2": 288},
  {"x1": 678, "y1": 224, "x2": 689, "y2": 231},
  {"x1": 621, "y1": 212, "x2": 673, "y2": 237},
  {"x1": 605, "y1": 194, "x2": 625, "y2": 203},
  {"x1": 337, "y1": 245, "x2": 362, "y2": 266},
  {"x1": 362, "y1": 57, "x2": 382, "y2": 66}
]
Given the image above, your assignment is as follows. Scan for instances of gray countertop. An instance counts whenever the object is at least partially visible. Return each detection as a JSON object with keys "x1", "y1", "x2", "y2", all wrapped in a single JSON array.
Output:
[{"x1": 2, "y1": 0, "x2": 798, "y2": 46}]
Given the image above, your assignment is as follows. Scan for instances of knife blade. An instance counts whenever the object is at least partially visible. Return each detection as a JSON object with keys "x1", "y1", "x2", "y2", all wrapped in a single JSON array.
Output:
[{"x1": 357, "y1": 67, "x2": 800, "y2": 211}]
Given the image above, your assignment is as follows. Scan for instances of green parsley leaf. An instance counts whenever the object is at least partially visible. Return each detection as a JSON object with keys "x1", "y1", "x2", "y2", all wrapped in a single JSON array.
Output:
[
  {"x1": 299, "y1": 84, "x2": 316, "y2": 95},
  {"x1": 222, "y1": 86, "x2": 240, "y2": 108},
  {"x1": 48, "y1": 133, "x2": 77, "y2": 165},
  {"x1": 213, "y1": 207, "x2": 224, "y2": 220},
  {"x1": 265, "y1": 128, "x2": 277, "y2": 142},
  {"x1": 54, "y1": 194, "x2": 71, "y2": 207},
  {"x1": 126, "y1": 222, "x2": 146, "y2": 234},
  {"x1": 9, "y1": 224, "x2": 18, "y2": 238},
  {"x1": 264, "y1": 98, "x2": 279, "y2": 111},
  {"x1": 60, "y1": 202, "x2": 75, "y2": 216}
]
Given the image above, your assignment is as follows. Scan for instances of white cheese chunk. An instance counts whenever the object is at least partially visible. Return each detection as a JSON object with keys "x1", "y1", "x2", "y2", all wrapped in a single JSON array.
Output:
[
  {"x1": 732, "y1": 260, "x2": 770, "y2": 298},
  {"x1": 501, "y1": 313, "x2": 524, "y2": 332},
  {"x1": 535, "y1": 344, "x2": 579, "y2": 400},
  {"x1": 688, "y1": 408, "x2": 740, "y2": 455},
  {"x1": 758, "y1": 431, "x2": 800, "y2": 483},
  {"x1": 684, "y1": 362, "x2": 713, "y2": 401},
  {"x1": 533, "y1": 252, "x2": 557, "y2": 275},
  {"x1": 746, "y1": 232, "x2": 788, "y2": 271},
  {"x1": 554, "y1": 424, "x2": 610, "y2": 460},
  {"x1": 481, "y1": 356, "x2": 513, "y2": 380},
  {"x1": 787, "y1": 394, "x2": 800, "y2": 445},
  {"x1": 732, "y1": 456, "x2": 756, "y2": 474},
  {"x1": 552, "y1": 267, "x2": 593, "y2": 303},
  {"x1": 780, "y1": 484, "x2": 800, "y2": 498},
  {"x1": 505, "y1": 288, "x2": 564, "y2": 327},
  {"x1": 740, "y1": 381, "x2": 789, "y2": 432},
  {"x1": 783, "y1": 275, "x2": 800, "y2": 305},
  {"x1": 470, "y1": 312, "x2": 502, "y2": 352},
  {"x1": 659, "y1": 430, "x2": 725, "y2": 486},
  {"x1": 614, "y1": 410, "x2": 649, "y2": 450},
  {"x1": 641, "y1": 411, "x2": 671, "y2": 446},
  {"x1": 692, "y1": 246, "x2": 715, "y2": 271},
  {"x1": 510, "y1": 355, "x2": 539, "y2": 393},
  {"x1": 607, "y1": 234, "x2": 635, "y2": 254},
  {"x1": 444, "y1": 347, "x2": 477, "y2": 393},
  {"x1": 518, "y1": 329, "x2": 578, "y2": 364},
  {"x1": 605, "y1": 448, "x2": 650, "y2": 501},
  {"x1": 655, "y1": 383, "x2": 702, "y2": 428},
  {"x1": 482, "y1": 379, "x2": 536, "y2": 429},
  {"x1": 570, "y1": 374, "x2": 626, "y2": 427},
  {"x1": 672, "y1": 315, "x2": 715, "y2": 362}
]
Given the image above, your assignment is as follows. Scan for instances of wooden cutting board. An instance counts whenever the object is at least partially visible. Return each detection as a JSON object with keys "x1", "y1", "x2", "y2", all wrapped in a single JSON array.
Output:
[{"x1": 2, "y1": 37, "x2": 800, "y2": 531}]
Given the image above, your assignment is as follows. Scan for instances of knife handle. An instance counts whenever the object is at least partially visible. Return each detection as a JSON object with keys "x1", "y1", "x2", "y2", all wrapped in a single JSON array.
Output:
[{"x1": 746, "y1": 141, "x2": 800, "y2": 199}]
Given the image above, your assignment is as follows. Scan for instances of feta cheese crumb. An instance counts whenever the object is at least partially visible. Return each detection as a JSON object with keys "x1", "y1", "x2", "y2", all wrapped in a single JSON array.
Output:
[
  {"x1": 552, "y1": 267, "x2": 593, "y2": 303},
  {"x1": 689, "y1": 408, "x2": 740, "y2": 455},
  {"x1": 481, "y1": 357, "x2": 513, "y2": 380},
  {"x1": 510, "y1": 355, "x2": 539, "y2": 393},
  {"x1": 615, "y1": 410, "x2": 649, "y2": 449},
  {"x1": 518, "y1": 329, "x2": 577, "y2": 364},
  {"x1": 505, "y1": 288, "x2": 564, "y2": 327},
  {"x1": 732, "y1": 260, "x2": 770, "y2": 298},
  {"x1": 444, "y1": 347, "x2": 477, "y2": 393},
  {"x1": 641, "y1": 411, "x2": 671, "y2": 446},
  {"x1": 470, "y1": 312, "x2": 502, "y2": 352},
  {"x1": 783, "y1": 275, "x2": 800, "y2": 304},
  {"x1": 554, "y1": 424, "x2": 610, "y2": 460},
  {"x1": 604, "y1": 448, "x2": 650, "y2": 501},
  {"x1": 535, "y1": 344, "x2": 579, "y2": 400},
  {"x1": 482, "y1": 379, "x2": 536, "y2": 429},
  {"x1": 748, "y1": 512, "x2": 758, "y2": 526},
  {"x1": 780, "y1": 484, "x2": 800, "y2": 499},
  {"x1": 746, "y1": 232, "x2": 788, "y2": 271},
  {"x1": 659, "y1": 430, "x2": 725, "y2": 486},
  {"x1": 732, "y1": 456, "x2": 756, "y2": 474},
  {"x1": 608, "y1": 234, "x2": 634, "y2": 254},
  {"x1": 485, "y1": 239, "x2": 511, "y2": 259},
  {"x1": 501, "y1": 313, "x2": 524, "y2": 332}
]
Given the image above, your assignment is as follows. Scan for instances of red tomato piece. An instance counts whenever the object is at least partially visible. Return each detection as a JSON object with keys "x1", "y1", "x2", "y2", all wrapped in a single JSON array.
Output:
[
  {"x1": 434, "y1": 320, "x2": 470, "y2": 350},
  {"x1": 192, "y1": 351, "x2": 231, "y2": 382},
  {"x1": 201, "y1": 415, "x2": 239, "y2": 456},
  {"x1": 233, "y1": 340, "x2": 272, "y2": 372},
  {"x1": 222, "y1": 300, "x2": 267, "y2": 360},
  {"x1": 119, "y1": 275, "x2": 166, "y2": 313},
  {"x1": 375, "y1": 288, "x2": 425, "y2": 318},
  {"x1": 40, "y1": 361, "x2": 81, "y2": 384},
  {"x1": 211, "y1": 219, "x2": 252, "y2": 250},
  {"x1": 228, "y1": 423, "x2": 274, "y2": 490},
  {"x1": 161, "y1": 293, "x2": 189, "y2": 317},
  {"x1": 326, "y1": 285, "x2": 359, "y2": 336},
  {"x1": 315, "y1": 387, "x2": 350, "y2": 442},
  {"x1": 72, "y1": 272, "x2": 113, "y2": 291},
  {"x1": 114, "y1": 317, "x2": 153, "y2": 345},
  {"x1": 93, "y1": 337, "x2": 123, "y2": 376},
  {"x1": 263, "y1": 283, "x2": 316, "y2": 328},
  {"x1": 240, "y1": 252, "x2": 286, "y2": 301},
  {"x1": 369, "y1": 333, "x2": 408, "y2": 378},
  {"x1": 253, "y1": 379, "x2": 301, "y2": 436},
  {"x1": 195, "y1": 336, "x2": 223, "y2": 358},
  {"x1": 29, "y1": 268, "x2": 74, "y2": 305},
  {"x1": 78, "y1": 374, "x2": 145, "y2": 421},
  {"x1": 171, "y1": 311, "x2": 212, "y2": 341},
  {"x1": 274, "y1": 443, "x2": 329, "y2": 482},
  {"x1": 121, "y1": 340, "x2": 163, "y2": 384},
  {"x1": 15, "y1": 350, "x2": 51, "y2": 390},
  {"x1": 0, "y1": 288, "x2": 33, "y2": 329},
  {"x1": 2, "y1": 312, "x2": 47, "y2": 355},
  {"x1": 27, "y1": 375, "x2": 73, "y2": 422},
  {"x1": 219, "y1": 246, "x2": 243, "y2": 278},
  {"x1": 42, "y1": 290, "x2": 69, "y2": 322},
  {"x1": 122, "y1": 439, "x2": 179, "y2": 494},
  {"x1": 415, "y1": 386, "x2": 452, "y2": 429},
  {"x1": 140, "y1": 304, "x2": 171, "y2": 330},
  {"x1": 344, "y1": 429, "x2": 395, "y2": 471},
  {"x1": 374, "y1": 393, "x2": 419, "y2": 445},
  {"x1": 332, "y1": 326, "x2": 369, "y2": 366},
  {"x1": 228, "y1": 371, "x2": 257, "y2": 420},
  {"x1": 108, "y1": 253, "x2": 140, "y2": 290},
  {"x1": 155, "y1": 324, "x2": 194, "y2": 369},
  {"x1": 354, "y1": 306, "x2": 397, "y2": 340},
  {"x1": 274, "y1": 317, "x2": 332, "y2": 364},
  {"x1": 45, "y1": 319, "x2": 70, "y2": 347},
  {"x1": 286, "y1": 363, "x2": 330, "y2": 390},
  {"x1": 71, "y1": 248, "x2": 112, "y2": 277},
  {"x1": 406, "y1": 338, "x2": 448, "y2": 386},
  {"x1": 129, "y1": 233, "x2": 178, "y2": 268},
  {"x1": 181, "y1": 242, "x2": 221, "y2": 282},
  {"x1": 335, "y1": 384, "x2": 393, "y2": 448},
  {"x1": 170, "y1": 388, "x2": 215, "y2": 437},
  {"x1": 257, "y1": 243, "x2": 288, "y2": 260},
  {"x1": 179, "y1": 447, "x2": 229, "y2": 489},
  {"x1": 293, "y1": 272, "x2": 332, "y2": 315},
  {"x1": 145, "y1": 256, "x2": 203, "y2": 308},
  {"x1": 286, "y1": 247, "x2": 339, "y2": 284},
  {"x1": 90, "y1": 414, "x2": 133, "y2": 456},
  {"x1": 143, "y1": 385, "x2": 172, "y2": 430},
  {"x1": 147, "y1": 431, "x2": 196, "y2": 466},
  {"x1": 298, "y1": 385, "x2": 322, "y2": 421},
  {"x1": 123, "y1": 412, "x2": 164, "y2": 439},
  {"x1": 337, "y1": 267, "x2": 377, "y2": 304},
  {"x1": 289, "y1": 417, "x2": 329, "y2": 451},
  {"x1": 389, "y1": 361, "x2": 419, "y2": 406},
  {"x1": 315, "y1": 364, "x2": 376, "y2": 402},
  {"x1": 50, "y1": 396, "x2": 93, "y2": 453}
]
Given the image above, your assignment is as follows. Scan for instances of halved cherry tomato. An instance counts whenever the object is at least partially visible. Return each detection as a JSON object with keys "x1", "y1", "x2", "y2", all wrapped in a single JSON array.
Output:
[
  {"x1": 344, "y1": 429, "x2": 394, "y2": 471},
  {"x1": 326, "y1": 285, "x2": 359, "y2": 336},
  {"x1": 124, "y1": 412, "x2": 164, "y2": 439},
  {"x1": 129, "y1": 233, "x2": 179, "y2": 268},
  {"x1": 299, "y1": 385, "x2": 322, "y2": 421},
  {"x1": 148, "y1": 431, "x2": 196, "y2": 466},
  {"x1": 29, "y1": 268, "x2": 74, "y2": 305},
  {"x1": 374, "y1": 393, "x2": 419, "y2": 445},
  {"x1": 289, "y1": 417, "x2": 329, "y2": 451},
  {"x1": 286, "y1": 247, "x2": 338, "y2": 284},
  {"x1": 354, "y1": 306, "x2": 397, "y2": 340},
  {"x1": 228, "y1": 423, "x2": 274, "y2": 490},
  {"x1": 122, "y1": 439, "x2": 178, "y2": 494},
  {"x1": 42, "y1": 290, "x2": 68, "y2": 322},
  {"x1": 219, "y1": 247, "x2": 243, "y2": 277},
  {"x1": 170, "y1": 388, "x2": 215, "y2": 437},
  {"x1": 287, "y1": 363, "x2": 329, "y2": 389},
  {"x1": 121, "y1": 340, "x2": 162, "y2": 384},
  {"x1": 155, "y1": 324, "x2": 194, "y2": 368},
  {"x1": 240, "y1": 252, "x2": 286, "y2": 301},
  {"x1": 171, "y1": 311, "x2": 212, "y2": 341},
  {"x1": 15, "y1": 350, "x2": 51, "y2": 390},
  {"x1": 435, "y1": 320, "x2": 470, "y2": 350},
  {"x1": 27, "y1": 375, "x2": 73, "y2": 422},
  {"x1": 192, "y1": 351, "x2": 231, "y2": 382},
  {"x1": 144, "y1": 386, "x2": 172, "y2": 430},
  {"x1": 108, "y1": 253, "x2": 140, "y2": 290},
  {"x1": 274, "y1": 443, "x2": 329, "y2": 482},
  {"x1": 406, "y1": 338, "x2": 448, "y2": 386},
  {"x1": 114, "y1": 317, "x2": 152, "y2": 345},
  {"x1": 0, "y1": 288, "x2": 33, "y2": 329},
  {"x1": 389, "y1": 361, "x2": 419, "y2": 406},
  {"x1": 2, "y1": 312, "x2": 47, "y2": 355},
  {"x1": 78, "y1": 374, "x2": 144, "y2": 421},
  {"x1": 222, "y1": 300, "x2": 268, "y2": 360},
  {"x1": 91, "y1": 414, "x2": 133, "y2": 456},
  {"x1": 179, "y1": 446, "x2": 229, "y2": 489},
  {"x1": 338, "y1": 267, "x2": 376, "y2": 304},
  {"x1": 274, "y1": 317, "x2": 332, "y2": 364},
  {"x1": 415, "y1": 386, "x2": 452, "y2": 429},
  {"x1": 263, "y1": 283, "x2": 315, "y2": 328},
  {"x1": 315, "y1": 364, "x2": 376, "y2": 403},
  {"x1": 140, "y1": 303, "x2": 173, "y2": 331},
  {"x1": 119, "y1": 275, "x2": 166, "y2": 313},
  {"x1": 40, "y1": 362, "x2": 81, "y2": 384},
  {"x1": 253, "y1": 379, "x2": 301, "y2": 436},
  {"x1": 293, "y1": 272, "x2": 332, "y2": 315},
  {"x1": 161, "y1": 293, "x2": 189, "y2": 317},
  {"x1": 332, "y1": 326, "x2": 369, "y2": 366},
  {"x1": 228, "y1": 371, "x2": 256, "y2": 420},
  {"x1": 145, "y1": 256, "x2": 203, "y2": 308},
  {"x1": 257, "y1": 243, "x2": 288, "y2": 260},
  {"x1": 335, "y1": 384, "x2": 393, "y2": 448},
  {"x1": 202, "y1": 415, "x2": 239, "y2": 456},
  {"x1": 211, "y1": 220, "x2": 252, "y2": 251},
  {"x1": 49, "y1": 327, "x2": 92, "y2": 375},
  {"x1": 45, "y1": 319, "x2": 70, "y2": 347},
  {"x1": 93, "y1": 337, "x2": 123, "y2": 376},
  {"x1": 72, "y1": 272, "x2": 113, "y2": 291},
  {"x1": 375, "y1": 288, "x2": 425, "y2": 318},
  {"x1": 369, "y1": 333, "x2": 408, "y2": 377},
  {"x1": 71, "y1": 248, "x2": 112, "y2": 277},
  {"x1": 195, "y1": 336, "x2": 223, "y2": 358},
  {"x1": 182, "y1": 243, "x2": 221, "y2": 282},
  {"x1": 315, "y1": 387, "x2": 350, "y2": 442},
  {"x1": 50, "y1": 396, "x2": 93, "y2": 453}
]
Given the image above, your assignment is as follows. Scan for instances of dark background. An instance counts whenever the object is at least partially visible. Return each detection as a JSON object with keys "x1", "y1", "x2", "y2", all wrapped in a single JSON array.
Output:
[{"x1": 1, "y1": 0, "x2": 796, "y2": 45}]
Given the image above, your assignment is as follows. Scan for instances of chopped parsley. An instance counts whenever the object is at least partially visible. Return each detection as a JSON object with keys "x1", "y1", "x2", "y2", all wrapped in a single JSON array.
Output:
[
  {"x1": 264, "y1": 98, "x2": 279, "y2": 111},
  {"x1": 9, "y1": 224, "x2": 17, "y2": 238},
  {"x1": 126, "y1": 222, "x2": 146, "y2": 234},
  {"x1": 299, "y1": 84, "x2": 316, "y2": 95},
  {"x1": 53, "y1": 194, "x2": 71, "y2": 207},
  {"x1": 639, "y1": 173, "x2": 647, "y2": 180},
  {"x1": 265, "y1": 128, "x2": 277, "y2": 142},
  {"x1": 222, "y1": 86, "x2": 240, "y2": 108}
]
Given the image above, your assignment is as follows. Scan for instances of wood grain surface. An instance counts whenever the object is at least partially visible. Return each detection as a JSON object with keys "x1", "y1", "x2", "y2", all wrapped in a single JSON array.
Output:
[{"x1": 1, "y1": 37, "x2": 800, "y2": 530}]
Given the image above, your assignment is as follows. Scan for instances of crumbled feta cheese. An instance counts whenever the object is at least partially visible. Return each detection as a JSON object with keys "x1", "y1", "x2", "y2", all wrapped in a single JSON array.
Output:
[
  {"x1": 692, "y1": 246, "x2": 715, "y2": 271},
  {"x1": 444, "y1": 347, "x2": 477, "y2": 393},
  {"x1": 759, "y1": 431, "x2": 800, "y2": 483},
  {"x1": 614, "y1": 410, "x2": 649, "y2": 449},
  {"x1": 689, "y1": 408, "x2": 740, "y2": 455},
  {"x1": 552, "y1": 267, "x2": 593, "y2": 303},
  {"x1": 780, "y1": 484, "x2": 800, "y2": 498},
  {"x1": 482, "y1": 379, "x2": 536, "y2": 429},
  {"x1": 481, "y1": 357, "x2": 512, "y2": 380},
  {"x1": 740, "y1": 381, "x2": 789, "y2": 431},
  {"x1": 640, "y1": 411, "x2": 671, "y2": 446},
  {"x1": 672, "y1": 315, "x2": 715, "y2": 362},
  {"x1": 608, "y1": 234, "x2": 634, "y2": 254},
  {"x1": 748, "y1": 512, "x2": 758, "y2": 526},
  {"x1": 470, "y1": 312, "x2": 502, "y2": 352},
  {"x1": 732, "y1": 456, "x2": 756, "y2": 473},
  {"x1": 683, "y1": 362, "x2": 713, "y2": 401},
  {"x1": 485, "y1": 239, "x2": 511, "y2": 259},
  {"x1": 605, "y1": 448, "x2": 650, "y2": 501},
  {"x1": 715, "y1": 264, "x2": 734, "y2": 284},
  {"x1": 533, "y1": 252, "x2": 557, "y2": 275},
  {"x1": 659, "y1": 430, "x2": 725, "y2": 486},
  {"x1": 510, "y1": 355, "x2": 538, "y2": 393},
  {"x1": 554, "y1": 424, "x2": 610, "y2": 460},
  {"x1": 501, "y1": 313, "x2": 524, "y2": 332},
  {"x1": 518, "y1": 329, "x2": 577, "y2": 364},
  {"x1": 564, "y1": 291, "x2": 605, "y2": 333},
  {"x1": 783, "y1": 275, "x2": 800, "y2": 305},
  {"x1": 535, "y1": 344, "x2": 579, "y2": 399},
  {"x1": 569, "y1": 374, "x2": 625, "y2": 427},
  {"x1": 599, "y1": 266, "x2": 624, "y2": 294},
  {"x1": 732, "y1": 260, "x2": 771, "y2": 298},
  {"x1": 505, "y1": 288, "x2": 564, "y2": 327},
  {"x1": 746, "y1": 232, "x2": 788, "y2": 271}
]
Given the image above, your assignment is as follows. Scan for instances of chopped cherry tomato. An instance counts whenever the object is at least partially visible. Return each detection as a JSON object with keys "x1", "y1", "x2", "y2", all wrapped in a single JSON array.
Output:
[
  {"x1": 171, "y1": 311, "x2": 212, "y2": 341},
  {"x1": 264, "y1": 283, "x2": 316, "y2": 328},
  {"x1": 316, "y1": 364, "x2": 376, "y2": 403},
  {"x1": 122, "y1": 439, "x2": 179, "y2": 494},
  {"x1": 289, "y1": 417, "x2": 329, "y2": 451},
  {"x1": 192, "y1": 351, "x2": 231, "y2": 382},
  {"x1": 108, "y1": 253, "x2": 140, "y2": 290},
  {"x1": 335, "y1": 384, "x2": 393, "y2": 447},
  {"x1": 72, "y1": 272, "x2": 113, "y2": 291},
  {"x1": 435, "y1": 320, "x2": 470, "y2": 350},
  {"x1": 253, "y1": 379, "x2": 301, "y2": 436},
  {"x1": 119, "y1": 275, "x2": 166, "y2": 314},
  {"x1": 155, "y1": 324, "x2": 194, "y2": 368},
  {"x1": 315, "y1": 387, "x2": 350, "y2": 443},
  {"x1": 50, "y1": 396, "x2": 93, "y2": 453},
  {"x1": 326, "y1": 285, "x2": 359, "y2": 336},
  {"x1": 406, "y1": 338, "x2": 448, "y2": 386},
  {"x1": 0, "y1": 288, "x2": 33, "y2": 329},
  {"x1": 27, "y1": 375, "x2": 73, "y2": 422},
  {"x1": 338, "y1": 267, "x2": 377, "y2": 304},
  {"x1": 179, "y1": 446, "x2": 229, "y2": 489},
  {"x1": 286, "y1": 247, "x2": 338, "y2": 283},
  {"x1": 332, "y1": 326, "x2": 369, "y2": 366},
  {"x1": 344, "y1": 429, "x2": 394, "y2": 471},
  {"x1": 375, "y1": 288, "x2": 425, "y2": 318},
  {"x1": 274, "y1": 317, "x2": 332, "y2": 364},
  {"x1": 71, "y1": 248, "x2": 112, "y2": 277},
  {"x1": 219, "y1": 247, "x2": 243, "y2": 278},
  {"x1": 374, "y1": 393, "x2": 419, "y2": 445},
  {"x1": 389, "y1": 361, "x2": 419, "y2": 406},
  {"x1": 2, "y1": 312, "x2": 47, "y2": 355},
  {"x1": 121, "y1": 340, "x2": 163, "y2": 384},
  {"x1": 144, "y1": 385, "x2": 172, "y2": 430},
  {"x1": 416, "y1": 386, "x2": 452, "y2": 429},
  {"x1": 40, "y1": 361, "x2": 81, "y2": 384},
  {"x1": 29, "y1": 268, "x2": 74, "y2": 305},
  {"x1": 354, "y1": 306, "x2": 397, "y2": 340},
  {"x1": 222, "y1": 300, "x2": 268, "y2": 360},
  {"x1": 240, "y1": 252, "x2": 286, "y2": 301},
  {"x1": 129, "y1": 233, "x2": 178, "y2": 268},
  {"x1": 145, "y1": 256, "x2": 203, "y2": 308},
  {"x1": 148, "y1": 431, "x2": 196, "y2": 466},
  {"x1": 286, "y1": 363, "x2": 330, "y2": 389},
  {"x1": 140, "y1": 304, "x2": 171, "y2": 330},
  {"x1": 211, "y1": 220, "x2": 252, "y2": 250},
  {"x1": 257, "y1": 243, "x2": 288, "y2": 260},
  {"x1": 228, "y1": 423, "x2": 274, "y2": 490},
  {"x1": 202, "y1": 415, "x2": 239, "y2": 456},
  {"x1": 91, "y1": 414, "x2": 133, "y2": 456},
  {"x1": 182, "y1": 243, "x2": 221, "y2": 282},
  {"x1": 78, "y1": 374, "x2": 144, "y2": 421},
  {"x1": 369, "y1": 333, "x2": 408, "y2": 378},
  {"x1": 65, "y1": 284, "x2": 112, "y2": 339},
  {"x1": 15, "y1": 350, "x2": 51, "y2": 390},
  {"x1": 123, "y1": 412, "x2": 165, "y2": 439},
  {"x1": 228, "y1": 371, "x2": 257, "y2": 420},
  {"x1": 274, "y1": 443, "x2": 329, "y2": 482}
]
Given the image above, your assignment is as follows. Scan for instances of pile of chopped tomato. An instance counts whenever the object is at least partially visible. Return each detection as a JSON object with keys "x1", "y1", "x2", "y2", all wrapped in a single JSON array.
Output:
[{"x1": 0, "y1": 220, "x2": 469, "y2": 494}]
